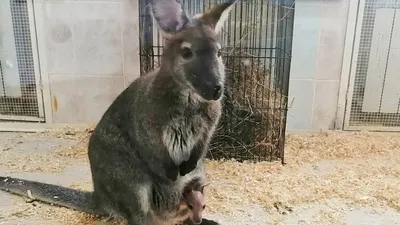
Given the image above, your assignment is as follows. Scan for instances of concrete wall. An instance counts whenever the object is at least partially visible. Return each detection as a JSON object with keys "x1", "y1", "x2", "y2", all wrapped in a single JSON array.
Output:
[
  {"x1": 36, "y1": 0, "x2": 351, "y2": 130},
  {"x1": 287, "y1": 0, "x2": 350, "y2": 131},
  {"x1": 39, "y1": 0, "x2": 140, "y2": 124}
]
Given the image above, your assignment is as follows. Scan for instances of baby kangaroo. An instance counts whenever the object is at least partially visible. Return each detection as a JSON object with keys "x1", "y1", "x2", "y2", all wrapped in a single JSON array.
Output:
[
  {"x1": 183, "y1": 183, "x2": 210, "y2": 225},
  {"x1": 182, "y1": 190, "x2": 206, "y2": 225},
  {"x1": 0, "y1": 0, "x2": 237, "y2": 224},
  {"x1": 173, "y1": 179, "x2": 210, "y2": 225}
]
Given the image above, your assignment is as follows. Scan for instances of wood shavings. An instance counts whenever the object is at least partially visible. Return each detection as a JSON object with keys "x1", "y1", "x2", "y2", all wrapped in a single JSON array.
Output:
[
  {"x1": 2, "y1": 153, "x2": 72, "y2": 173},
  {"x1": 1, "y1": 128, "x2": 400, "y2": 224},
  {"x1": 26, "y1": 190, "x2": 34, "y2": 200},
  {"x1": 31, "y1": 125, "x2": 95, "y2": 141},
  {"x1": 24, "y1": 190, "x2": 36, "y2": 203}
]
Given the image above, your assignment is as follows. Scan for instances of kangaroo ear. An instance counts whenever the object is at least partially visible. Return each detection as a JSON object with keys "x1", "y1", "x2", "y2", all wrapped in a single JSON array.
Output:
[
  {"x1": 150, "y1": 0, "x2": 190, "y2": 34},
  {"x1": 197, "y1": 0, "x2": 237, "y2": 33},
  {"x1": 200, "y1": 182, "x2": 211, "y2": 193}
]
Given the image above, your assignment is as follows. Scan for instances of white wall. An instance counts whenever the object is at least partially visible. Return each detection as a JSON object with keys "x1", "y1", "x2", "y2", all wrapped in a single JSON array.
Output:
[
  {"x1": 35, "y1": 0, "x2": 351, "y2": 130},
  {"x1": 37, "y1": 0, "x2": 140, "y2": 124},
  {"x1": 286, "y1": 0, "x2": 350, "y2": 131}
]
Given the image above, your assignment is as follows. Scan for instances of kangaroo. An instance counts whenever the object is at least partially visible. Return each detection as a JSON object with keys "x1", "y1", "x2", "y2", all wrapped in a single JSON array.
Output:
[
  {"x1": 182, "y1": 182, "x2": 210, "y2": 224},
  {"x1": 0, "y1": 0, "x2": 237, "y2": 224},
  {"x1": 185, "y1": 190, "x2": 206, "y2": 225},
  {"x1": 174, "y1": 189, "x2": 207, "y2": 225}
]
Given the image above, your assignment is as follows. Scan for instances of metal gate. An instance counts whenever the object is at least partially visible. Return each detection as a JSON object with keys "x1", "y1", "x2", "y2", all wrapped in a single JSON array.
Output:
[
  {"x1": 139, "y1": 0, "x2": 295, "y2": 162},
  {"x1": 344, "y1": 0, "x2": 400, "y2": 131},
  {"x1": 0, "y1": 0, "x2": 44, "y2": 123}
]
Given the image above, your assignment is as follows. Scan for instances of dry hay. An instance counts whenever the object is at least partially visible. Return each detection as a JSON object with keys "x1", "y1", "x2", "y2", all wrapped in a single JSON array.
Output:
[
  {"x1": 0, "y1": 130, "x2": 92, "y2": 174},
  {"x1": 209, "y1": 48, "x2": 286, "y2": 162},
  {"x1": 0, "y1": 125, "x2": 96, "y2": 174},
  {"x1": 285, "y1": 130, "x2": 400, "y2": 164},
  {"x1": 33, "y1": 125, "x2": 95, "y2": 162},
  {"x1": 205, "y1": 131, "x2": 400, "y2": 215},
  {"x1": 32, "y1": 124, "x2": 95, "y2": 141},
  {"x1": 2, "y1": 127, "x2": 400, "y2": 224},
  {"x1": 1, "y1": 153, "x2": 70, "y2": 173}
]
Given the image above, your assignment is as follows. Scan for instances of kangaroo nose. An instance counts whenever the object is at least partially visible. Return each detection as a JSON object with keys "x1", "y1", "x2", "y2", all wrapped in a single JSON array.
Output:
[
  {"x1": 212, "y1": 85, "x2": 222, "y2": 100},
  {"x1": 193, "y1": 219, "x2": 203, "y2": 224}
]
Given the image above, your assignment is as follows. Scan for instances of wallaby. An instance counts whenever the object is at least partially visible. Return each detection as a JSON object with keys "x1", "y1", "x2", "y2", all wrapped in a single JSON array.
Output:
[
  {"x1": 174, "y1": 190, "x2": 207, "y2": 225},
  {"x1": 185, "y1": 190, "x2": 206, "y2": 225},
  {"x1": 0, "y1": 0, "x2": 237, "y2": 224},
  {"x1": 181, "y1": 182, "x2": 210, "y2": 224}
]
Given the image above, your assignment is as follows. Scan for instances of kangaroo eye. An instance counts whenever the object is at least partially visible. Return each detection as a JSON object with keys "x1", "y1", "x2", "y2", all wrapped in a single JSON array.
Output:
[
  {"x1": 181, "y1": 47, "x2": 193, "y2": 59},
  {"x1": 203, "y1": 205, "x2": 206, "y2": 209},
  {"x1": 217, "y1": 49, "x2": 222, "y2": 57},
  {"x1": 188, "y1": 204, "x2": 194, "y2": 209}
]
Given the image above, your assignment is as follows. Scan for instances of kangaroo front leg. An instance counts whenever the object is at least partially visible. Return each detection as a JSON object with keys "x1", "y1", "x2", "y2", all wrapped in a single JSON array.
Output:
[
  {"x1": 162, "y1": 120, "x2": 199, "y2": 181},
  {"x1": 163, "y1": 155, "x2": 180, "y2": 181},
  {"x1": 127, "y1": 217, "x2": 147, "y2": 225},
  {"x1": 179, "y1": 126, "x2": 216, "y2": 177},
  {"x1": 179, "y1": 143, "x2": 205, "y2": 177},
  {"x1": 125, "y1": 207, "x2": 151, "y2": 225}
]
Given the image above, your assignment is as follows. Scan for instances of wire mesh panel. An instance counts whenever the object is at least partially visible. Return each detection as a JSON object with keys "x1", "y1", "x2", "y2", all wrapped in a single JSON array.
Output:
[
  {"x1": 0, "y1": 0, "x2": 43, "y2": 121},
  {"x1": 138, "y1": 0, "x2": 295, "y2": 162},
  {"x1": 346, "y1": 0, "x2": 400, "y2": 130}
]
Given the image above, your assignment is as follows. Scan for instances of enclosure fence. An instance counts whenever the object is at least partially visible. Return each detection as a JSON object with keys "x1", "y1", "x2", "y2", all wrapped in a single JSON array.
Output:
[
  {"x1": 139, "y1": 0, "x2": 295, "y2": 163},
  {"x1": 0, "y1": 0, "x2": 43, "y2": 122},
  {"x1": 347, "y1": 0, "x2": 400, "y2": 130}
]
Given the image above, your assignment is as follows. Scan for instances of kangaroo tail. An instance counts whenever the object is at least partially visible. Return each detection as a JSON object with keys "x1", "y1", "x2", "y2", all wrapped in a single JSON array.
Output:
[{"x1": 0, "y1": 176, "x2": 106, "y2": 216}]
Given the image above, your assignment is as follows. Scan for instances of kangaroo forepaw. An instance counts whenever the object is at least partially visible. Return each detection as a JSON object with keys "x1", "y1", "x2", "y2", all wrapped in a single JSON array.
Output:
[
  {"x1": 166, "y1": 167, "x2": 179, "y2": 181},
  {"x1": 179, "y1": 161, "x2": 197, "y2": 177}
]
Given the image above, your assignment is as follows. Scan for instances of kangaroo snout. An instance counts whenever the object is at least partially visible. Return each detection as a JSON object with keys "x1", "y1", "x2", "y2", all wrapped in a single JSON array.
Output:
[
  {"x1": 211, "y1": 84, "x2": 222, "y2": 100},
  {"x1": 201, "y1": 82, "x2": 223, "y2": 101},
  {"x1": 193, "y1": 218, "x2": 203, "y2": 224}
]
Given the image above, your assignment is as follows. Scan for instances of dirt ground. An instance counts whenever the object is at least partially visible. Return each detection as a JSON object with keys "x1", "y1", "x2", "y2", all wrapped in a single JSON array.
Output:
[{"x1": 0, "y1": 127, "x2": 400, "y2": 225}]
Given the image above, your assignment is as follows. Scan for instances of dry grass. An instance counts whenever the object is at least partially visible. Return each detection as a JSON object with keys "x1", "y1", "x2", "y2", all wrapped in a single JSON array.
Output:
[
  {"x1": 32, "y1": 124, "x2": 95, "y2": 141},
  {"x1": 204, "y1": 131, "x2": 400, "y2": 215},
  {"x1": 210, "y1": 48, "x2": 286, "y2": 161},
  {"x1": 2, "y1": 154, "x2": 70, "y2": 173},
  {"x1": 286, "y1": 130, "x2": 400, "y2": 164},
  {"x1": 0, "y1": 126, "x2": 95, "y2": 174},
  {"x1": 34, "y1": 125, "x2": 95, "y2": 162},
  {"x1": 1, "y1": 126, "x2": 400, "y2": 224}
]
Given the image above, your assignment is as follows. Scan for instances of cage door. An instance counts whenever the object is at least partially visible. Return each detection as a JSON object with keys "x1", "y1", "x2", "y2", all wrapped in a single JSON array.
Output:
[
  {"x1": 0, "y1": 0, "x2": 22, "y2": 97},
  {"x1": 0, "y1": 0, "x2": 45, "y2": 122},
  {"x1": 343, "y1": 0, "x2": 400, "y2": 131}
]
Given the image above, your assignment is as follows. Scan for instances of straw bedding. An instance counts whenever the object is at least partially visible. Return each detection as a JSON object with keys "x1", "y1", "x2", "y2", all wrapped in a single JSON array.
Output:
[{"x1": 1, "y1": 127, "x2": 400, "y2": 224}]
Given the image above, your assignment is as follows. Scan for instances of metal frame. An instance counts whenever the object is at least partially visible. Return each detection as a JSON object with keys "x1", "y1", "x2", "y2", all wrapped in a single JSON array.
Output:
[
  {"x1": 338, "y1": 0, "x2": 400, "y2": 132},
  {"x1": 0, "y1": 0, "x2": 45, "y2": 122},
  {"x1": 28, "y1": 0, "x2": 45, "y2": 120},
  {"x1": 336, "y1": 0, "x2": 362, "y2": 130},
  {"x1": 0, "y1": 0, "x2": 54, "y2": 131}
]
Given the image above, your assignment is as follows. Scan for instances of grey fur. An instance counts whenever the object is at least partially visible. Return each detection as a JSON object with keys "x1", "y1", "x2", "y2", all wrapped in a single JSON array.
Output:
[{"x1": 0, "y1": 1, "x2": 237, "y2": 225}]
